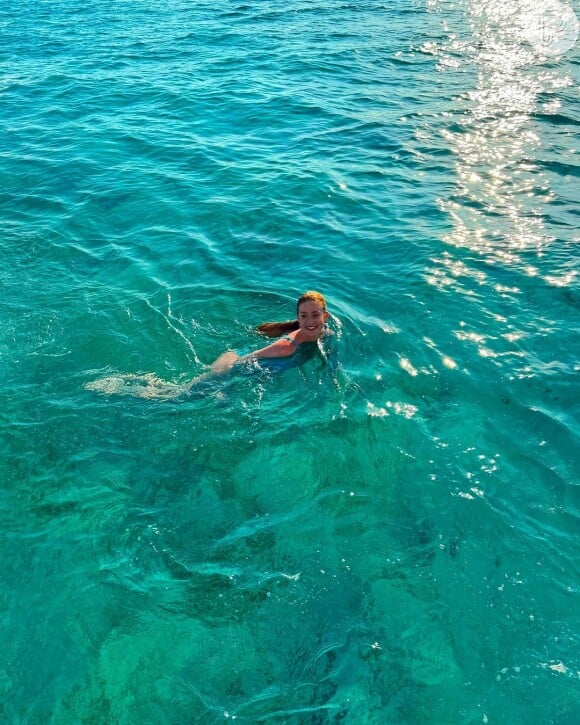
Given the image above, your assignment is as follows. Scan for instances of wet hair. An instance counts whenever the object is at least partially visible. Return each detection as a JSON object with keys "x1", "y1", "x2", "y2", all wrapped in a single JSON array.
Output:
[{"x1": 256, "y1": 291, "x2": 327, "y2": 338}]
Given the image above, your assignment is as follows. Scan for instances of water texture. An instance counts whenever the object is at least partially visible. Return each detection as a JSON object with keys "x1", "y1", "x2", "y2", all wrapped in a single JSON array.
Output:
[{"x1": 1, "y1": 0, "x2": 579, "y2": 722}]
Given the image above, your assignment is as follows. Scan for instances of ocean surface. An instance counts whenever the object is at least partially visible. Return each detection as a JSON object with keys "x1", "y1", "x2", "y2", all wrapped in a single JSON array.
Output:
[{"x1": 1, "y1": 0, "x2": 579, "y2": 722}]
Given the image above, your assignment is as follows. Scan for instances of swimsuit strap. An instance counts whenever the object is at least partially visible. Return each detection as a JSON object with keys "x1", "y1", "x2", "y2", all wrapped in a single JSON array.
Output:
[{"x1": 281, "y1": 334, "x2": 299, "y2": 347}]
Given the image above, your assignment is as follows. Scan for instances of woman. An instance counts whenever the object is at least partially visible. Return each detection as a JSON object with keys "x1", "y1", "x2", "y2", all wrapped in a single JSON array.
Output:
[
  {"x1": 203, "y1": 290, "x2": 331, "y2": 377},
  {"x1": 85, "y1": 291, "x2": 333, "y2": 398}
]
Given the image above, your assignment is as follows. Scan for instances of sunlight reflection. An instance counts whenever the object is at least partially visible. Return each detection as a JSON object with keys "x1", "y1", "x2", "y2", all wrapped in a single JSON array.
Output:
[
  {"x1": 428, "y1": 0, "x2": 574, "y2": 262},
  {"x1": 545, "y1": 271, "x2": 577, "y2": 287},
  {"x1": 366, "y1": 400, "x2": 419, "y2": 419},
  {"x1": 399, "y1": 357, "x2": 419, "y2": 377},
  {"x1": 423, "y1": 0, "x2": 576, "y2": 375}
]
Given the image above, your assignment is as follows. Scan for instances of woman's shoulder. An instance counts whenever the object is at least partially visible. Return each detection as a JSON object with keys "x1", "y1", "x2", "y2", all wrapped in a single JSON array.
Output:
[
  {"x1": 249, "y1": 335, "x2": 298, "y2": 360},
  {"x1": 280, "y1": 333, "x2": 300, "y2": 346}
]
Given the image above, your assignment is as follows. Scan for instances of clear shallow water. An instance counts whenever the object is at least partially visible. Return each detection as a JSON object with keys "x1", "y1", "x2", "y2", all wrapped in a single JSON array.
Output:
[{"x1": 1, "y1": 0, "x2": 579, "y2": 722}]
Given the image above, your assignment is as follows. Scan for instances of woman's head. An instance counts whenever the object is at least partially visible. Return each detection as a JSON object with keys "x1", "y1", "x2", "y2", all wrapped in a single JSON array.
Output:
[
  {"x1": 296, "y1": 290, "x2": 326, "y2": 315},
  {"x1": 256, "y1": 291, "x2": 329, "y2": 338},
  {"x1": 296, "y1": 290, "x2": 329, "y2": 341}
]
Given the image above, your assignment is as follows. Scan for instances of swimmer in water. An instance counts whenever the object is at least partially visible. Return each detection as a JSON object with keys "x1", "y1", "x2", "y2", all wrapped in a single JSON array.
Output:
[
  {"x1": 85, "y1": 290, "x2": 333, "y2": 398},
  {"x1": 195, "y1": 290, "x2": 332, "y2": 380}
]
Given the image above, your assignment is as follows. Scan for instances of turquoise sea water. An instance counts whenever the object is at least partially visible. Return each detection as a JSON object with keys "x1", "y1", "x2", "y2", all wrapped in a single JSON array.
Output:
[{"x1": 1, "y1": 0, "x2": 579, "y2": 722}]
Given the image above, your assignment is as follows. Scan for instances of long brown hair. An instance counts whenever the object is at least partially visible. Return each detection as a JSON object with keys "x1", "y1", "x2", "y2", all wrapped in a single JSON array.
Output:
[{"x1": 256, "y1": 291, "x2": 327, "y2": 338}]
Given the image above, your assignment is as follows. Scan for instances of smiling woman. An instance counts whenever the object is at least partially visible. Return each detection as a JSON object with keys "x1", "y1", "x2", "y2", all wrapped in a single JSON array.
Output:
[
  {"x1": 85, "y1": 291, "x2": 334, "y2": 398},
  {"x1": 219, "y1": 290, "x2": 331, "y2": 362}
]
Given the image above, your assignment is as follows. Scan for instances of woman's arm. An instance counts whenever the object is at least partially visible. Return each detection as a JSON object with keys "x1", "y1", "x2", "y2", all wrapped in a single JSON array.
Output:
[
  {"x1": 189, "y1": 337, "x2": 296, "y2": 386},
  {"x1": 239, "y1": 337, "x2": 296, "y2": 362}
]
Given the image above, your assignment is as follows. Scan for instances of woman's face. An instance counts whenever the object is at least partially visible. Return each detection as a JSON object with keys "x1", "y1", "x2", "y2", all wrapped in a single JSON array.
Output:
[{"x1": 297, "y1": 300, "x2": 329, "y2": 341}]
